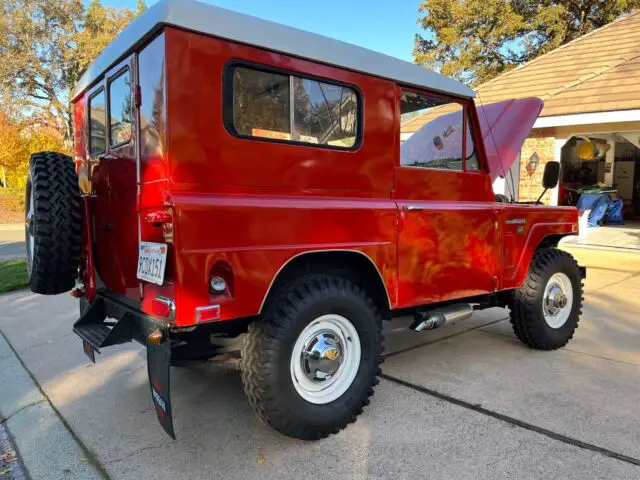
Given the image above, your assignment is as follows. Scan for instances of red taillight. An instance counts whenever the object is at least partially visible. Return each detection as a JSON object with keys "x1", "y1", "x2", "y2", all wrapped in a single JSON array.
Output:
[
  {"x1": 145, "y1": 210, "x2": 172, "y2": 226},
  {"x1": 195, "y1": 305, "x2": 220, "y2": 323},
  {"x1": 151, "y1": 296, "x2": 175, "y2": 319}
]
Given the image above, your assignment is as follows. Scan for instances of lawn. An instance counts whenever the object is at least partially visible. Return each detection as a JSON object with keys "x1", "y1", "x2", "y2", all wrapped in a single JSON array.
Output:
[{"x1": 0, "y1": 258, "x2": 29, "y2": 293}]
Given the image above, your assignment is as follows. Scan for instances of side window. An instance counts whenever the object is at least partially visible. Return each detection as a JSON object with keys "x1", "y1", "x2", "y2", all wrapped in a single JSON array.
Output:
[
  {"x1": 400, "y1": 91, "x2": 463, "y2": 171},
  {"x1": 109, "y1": 69, "x2": 133, "y2": 147},
  {"x1": 232, "y1": 68, "x2": 290, "y2": 139},
  {"x1": 88, "y1": 89, "x2": 106, "y2": 157},
  {"x1": 228, "y1": 65, "x2": 359, "y2": 149},
  {"x1": 293, "y1": 78, "x2": 358, "y2": 148},
  {"x1": 465, "y1": 112, "x2": 481, "y2": 171}
]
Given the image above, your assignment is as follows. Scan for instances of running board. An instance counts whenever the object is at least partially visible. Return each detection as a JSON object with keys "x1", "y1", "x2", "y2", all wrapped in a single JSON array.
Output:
[{"x1": 410, "y1": 303, "x2": 473, "y2": 332}]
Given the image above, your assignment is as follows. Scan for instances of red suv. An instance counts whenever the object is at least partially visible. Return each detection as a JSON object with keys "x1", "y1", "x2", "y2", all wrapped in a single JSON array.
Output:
[{"x1": 24, "y1": 0, "x2": 584, "y2": 440}]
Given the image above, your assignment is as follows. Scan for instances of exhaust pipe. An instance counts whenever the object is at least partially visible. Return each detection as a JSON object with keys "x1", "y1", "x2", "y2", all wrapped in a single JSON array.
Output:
[{"x1": 410, "y1": 303, "x2": 473, "y2": 332}]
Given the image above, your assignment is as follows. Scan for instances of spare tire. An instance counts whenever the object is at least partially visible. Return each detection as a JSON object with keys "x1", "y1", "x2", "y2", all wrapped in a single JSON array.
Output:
[{"x1": 25, "y1": 152, "x2": 82, "y2": 294}]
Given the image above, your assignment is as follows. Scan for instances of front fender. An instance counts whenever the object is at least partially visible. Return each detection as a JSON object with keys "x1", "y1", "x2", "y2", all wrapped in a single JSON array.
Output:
[{"x1": 511, "y1": 222, "x2": 577, "y2": 289}]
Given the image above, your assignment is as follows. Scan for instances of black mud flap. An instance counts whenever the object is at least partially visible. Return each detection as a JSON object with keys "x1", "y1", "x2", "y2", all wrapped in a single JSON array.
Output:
[{"x1": 147, "y1": 339, "x2": 175, "y2": 440}]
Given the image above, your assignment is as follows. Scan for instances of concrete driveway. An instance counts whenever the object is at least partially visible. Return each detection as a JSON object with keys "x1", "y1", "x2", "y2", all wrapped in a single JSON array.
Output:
[{"x1": 1, "y1": 246, "x2": 639, "y2": 479}]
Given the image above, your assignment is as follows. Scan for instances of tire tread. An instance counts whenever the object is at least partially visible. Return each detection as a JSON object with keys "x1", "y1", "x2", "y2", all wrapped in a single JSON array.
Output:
[
  {"x1": 509, "y1": 248, "x2": 583, "y2": 350},
  {"x1": 241, "y1": 275, "x2": 383, "y2": 440},
  {"x1": 28, "y1": 151, "x2": 82, "y2": 295}
]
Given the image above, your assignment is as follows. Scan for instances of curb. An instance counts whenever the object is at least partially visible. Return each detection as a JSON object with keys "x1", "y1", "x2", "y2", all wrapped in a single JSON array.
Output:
[
  {"x1": 0, "y1": 332, "x2": 108, "y2": 479},
  {"x1": 561, "y1": 242, "x2": 640, "y2": 254},
  {"x1": 0, "y1": 224, "x2": 23, "y2": 232}
]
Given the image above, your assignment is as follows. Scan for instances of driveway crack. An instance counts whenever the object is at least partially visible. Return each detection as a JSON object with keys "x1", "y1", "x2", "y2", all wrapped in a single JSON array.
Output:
[
  {"x1": 0, "y1": 400, "x2": 45, "y2": 424},
  {"x1": 384, "y1": 316, "x2": 508, "y2": 359},
  {"x1": 381, "y1": 373, "x2": 640, "y2": 468}
]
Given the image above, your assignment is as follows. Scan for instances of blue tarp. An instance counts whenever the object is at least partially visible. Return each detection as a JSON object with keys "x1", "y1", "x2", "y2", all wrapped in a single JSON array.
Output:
[
  {"x1": 608, "y1": 199, "x2": 624, "y2": 225},
  {"x1": 576, "y1": 193, "x2": 612, "y2": 227}
]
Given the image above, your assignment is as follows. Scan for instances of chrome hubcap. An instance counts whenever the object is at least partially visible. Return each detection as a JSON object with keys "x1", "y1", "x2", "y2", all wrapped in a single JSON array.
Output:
[
  {"x1": 544, "y1": 285, "x2": 568, "y2": 315},
  {"x1": 290, "y1": 314, "x2": 361, "y2": 405},
  {"x1": 542, "y1": 273, "x2": 573, "y2": 328},
  {"x1": 301, "y1": 331, "x2": 343, "y2": 381}
]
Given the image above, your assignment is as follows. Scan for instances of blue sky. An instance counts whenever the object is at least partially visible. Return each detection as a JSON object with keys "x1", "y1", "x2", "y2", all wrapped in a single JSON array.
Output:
[{"x1": 98, "y1": 0, "x2": 422, "y2": 62}]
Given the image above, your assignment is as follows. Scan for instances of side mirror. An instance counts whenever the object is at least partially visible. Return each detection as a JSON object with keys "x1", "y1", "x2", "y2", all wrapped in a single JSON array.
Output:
[{"x1": 542, "y1": 161, "x2": 560, "y2": 189}]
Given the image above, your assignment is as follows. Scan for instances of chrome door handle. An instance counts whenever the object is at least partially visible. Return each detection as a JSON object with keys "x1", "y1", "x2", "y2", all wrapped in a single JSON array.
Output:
[{"x1": 403, "y1": 205, "x2": 424, "y2": 211}]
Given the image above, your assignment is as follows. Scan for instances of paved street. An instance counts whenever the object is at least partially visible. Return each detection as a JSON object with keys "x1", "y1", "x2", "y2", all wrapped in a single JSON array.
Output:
[
  {"x1": 0, "y1": 227, "x2": 25, "y2": 261},
  {"x1": 1, "y1": 246, "x2": 640, "y2": 479}
]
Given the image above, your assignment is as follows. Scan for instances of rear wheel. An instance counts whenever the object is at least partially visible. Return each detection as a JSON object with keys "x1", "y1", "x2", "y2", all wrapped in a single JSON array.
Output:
[
  {"x1": 25, "y1": 152, "x2": 82, "y2": 295},
  {"x1": 509, "y1": 248, "x2": 583, "y2": 350},
  {"x1": 241, "y1": 275, "x2": 383, "y2": 440}
]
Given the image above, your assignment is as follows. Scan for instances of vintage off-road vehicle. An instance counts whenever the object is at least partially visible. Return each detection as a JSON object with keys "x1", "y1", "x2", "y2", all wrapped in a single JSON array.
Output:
[{"x1": 25, "y1": 0, "x2": 584, "y2": 440}]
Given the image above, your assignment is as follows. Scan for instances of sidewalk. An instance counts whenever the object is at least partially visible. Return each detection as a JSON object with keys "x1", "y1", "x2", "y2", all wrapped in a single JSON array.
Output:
[
  {"x1": 0, "y1": 226, "x2": 24, "y2": 261},
  {"x1": 0, "y1": 331, "x2": 105, "y2": 480}
]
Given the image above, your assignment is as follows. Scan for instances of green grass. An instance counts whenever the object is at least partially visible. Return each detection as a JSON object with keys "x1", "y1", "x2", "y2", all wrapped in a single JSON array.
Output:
[{"x1": 0, "y1": 258, "x2": 29, "y2": 293}]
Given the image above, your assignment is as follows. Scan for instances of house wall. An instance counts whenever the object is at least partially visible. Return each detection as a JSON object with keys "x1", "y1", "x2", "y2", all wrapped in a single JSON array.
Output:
[
  {"x1": 518, "y1": 132, "x2": 556, "y2": 203},
  {"x1": 518, "y1": 121, "x2": 640, "y2": 205}
]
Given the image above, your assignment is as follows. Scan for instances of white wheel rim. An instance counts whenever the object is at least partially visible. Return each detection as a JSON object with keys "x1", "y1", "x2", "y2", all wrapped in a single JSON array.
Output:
[
  {"x1": 542, "y1": 272, "x2": 573, "y2": 329},
  {"x1": 290, "y1": 314, "x2": 361, "y2": 405}
]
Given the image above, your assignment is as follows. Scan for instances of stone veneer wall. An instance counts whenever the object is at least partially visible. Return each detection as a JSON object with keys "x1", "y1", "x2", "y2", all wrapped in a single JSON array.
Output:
[{"x1": 518, "y1": 132, "x2": 556, "y2": 204}]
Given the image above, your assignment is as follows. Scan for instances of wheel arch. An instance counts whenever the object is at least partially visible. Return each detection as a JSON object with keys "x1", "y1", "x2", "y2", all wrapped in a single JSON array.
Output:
[
  {"x1": 259, "y1": 250, "x2": 392, "y2": 316},
  {"x1": 512, "y1": 225, "x2": 576, "y2": 289}
]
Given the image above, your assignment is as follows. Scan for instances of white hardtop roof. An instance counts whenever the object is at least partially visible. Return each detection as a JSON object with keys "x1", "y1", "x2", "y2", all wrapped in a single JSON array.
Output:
[{"x1": 72, "y1": 0, "x2": 475, "y2": 101}]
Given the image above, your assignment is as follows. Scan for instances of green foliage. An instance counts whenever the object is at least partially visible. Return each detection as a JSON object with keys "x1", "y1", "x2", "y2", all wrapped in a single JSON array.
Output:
[
  {"x1": 0, "y1": 258, "x2": 28, "y2": 293},
  {"x1": 414, "y1": 0, "x2": 640, "y2": 86},
  {"x1": 0, "y1": 0, "x2": 145, "y2": 140}
]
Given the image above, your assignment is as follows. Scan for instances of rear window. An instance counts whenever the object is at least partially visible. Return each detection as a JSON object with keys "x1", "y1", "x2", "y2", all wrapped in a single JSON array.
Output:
[
  {"x1": 226, "y1": 65, "x2": 360, "y2": 149},
  {"x1": 88, "y1": 89, "x2": 106, "y2": 157},
  {"x1": 109, "y1": 69, "x2": 133, "y2": 147}
]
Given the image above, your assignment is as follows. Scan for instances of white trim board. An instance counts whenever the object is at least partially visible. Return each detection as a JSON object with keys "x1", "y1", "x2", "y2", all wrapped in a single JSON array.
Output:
[{"x1": 534, "y1": 109, "x2": 640, "y2": 128}]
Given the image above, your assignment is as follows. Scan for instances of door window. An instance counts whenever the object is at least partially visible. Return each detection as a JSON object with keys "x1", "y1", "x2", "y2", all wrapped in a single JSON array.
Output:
[
  {"x1": 465, "y1": 112, "x2": 481, "y2": 171},
  {"x1": 400, "y1": 91, "x2": 464, "y2": 171},
  {"x1": 88, "y1": 89, "x2": 106, "y2": 157},
  {"x1": 109, "y1": 69, "x2": 133, "y2": 147}
]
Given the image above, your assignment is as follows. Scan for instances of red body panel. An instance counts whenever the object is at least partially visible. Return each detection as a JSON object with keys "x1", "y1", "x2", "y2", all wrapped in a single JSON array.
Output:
[{"x1": 72, "y1": 26, "x2": 578, "y2": 328}]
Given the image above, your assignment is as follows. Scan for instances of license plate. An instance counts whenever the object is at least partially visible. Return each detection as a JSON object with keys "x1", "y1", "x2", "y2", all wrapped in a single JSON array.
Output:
[{"x1": 137, "y1": 241, "x2": 167, "y2": 285}]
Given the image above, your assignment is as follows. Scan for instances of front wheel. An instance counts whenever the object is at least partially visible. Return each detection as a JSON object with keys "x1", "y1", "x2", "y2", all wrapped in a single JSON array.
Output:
[
  {"x1": 241, "y1": 275, "x2": 383, "y2": 440},
  {"x1": 509, "y1": 248, "x2": 583, "y2": 350}
]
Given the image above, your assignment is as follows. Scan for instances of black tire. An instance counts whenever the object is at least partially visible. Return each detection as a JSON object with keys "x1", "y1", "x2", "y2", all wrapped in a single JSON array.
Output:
[
  {"x1": 241, "y1": 275, "x2": 383, "y2": 440},
  {"x1": 25, "y1": 151, "x2": 82, "y2": 295},
  {"x1": 509, "y1": 248, "x2": 583, "y2": 350}
]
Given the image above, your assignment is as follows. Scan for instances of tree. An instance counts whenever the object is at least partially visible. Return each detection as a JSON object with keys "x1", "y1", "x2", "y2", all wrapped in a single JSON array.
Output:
[
  {"x1": 414, "y1": 0, "x2": 640, "y2": 86},
  {"x1": 0, "y1": 0, "x2": 145, "y2": 142},
  {"x1": 0, "y1": 111, "x2": 65, "y2": 190}
]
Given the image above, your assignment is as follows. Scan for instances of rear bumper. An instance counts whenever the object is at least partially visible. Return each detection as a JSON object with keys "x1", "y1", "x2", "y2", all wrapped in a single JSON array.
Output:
[{"x1": 75, "y1": 290, "x2": 168, "y2": 348}]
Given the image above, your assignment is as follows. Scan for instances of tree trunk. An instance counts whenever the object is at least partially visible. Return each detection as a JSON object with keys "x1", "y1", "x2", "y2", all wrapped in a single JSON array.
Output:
[{"x1": 1, "y1": 166, "x2": 6, "y2": 188}]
